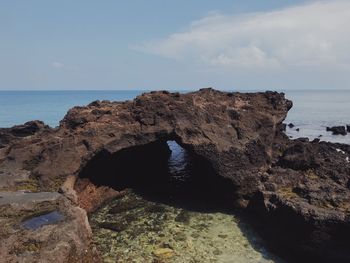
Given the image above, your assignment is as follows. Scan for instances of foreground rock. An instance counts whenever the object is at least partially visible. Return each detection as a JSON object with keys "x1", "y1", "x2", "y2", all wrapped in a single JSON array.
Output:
[
  {"x1": 0, "y1": 88, "x2": 349, "y2": 262},
  {"x1": 0, "y1": 191, "x2": 99, "y2": 263}
]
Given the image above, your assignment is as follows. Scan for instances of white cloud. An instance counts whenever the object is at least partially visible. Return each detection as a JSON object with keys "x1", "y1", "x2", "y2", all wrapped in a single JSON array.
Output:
[
  {"x1": 136, "y1": 0, "x2": 350, "y2": 71},
  {"x1": 51, "y1": 61, "x2": 64, "y2": 69}
]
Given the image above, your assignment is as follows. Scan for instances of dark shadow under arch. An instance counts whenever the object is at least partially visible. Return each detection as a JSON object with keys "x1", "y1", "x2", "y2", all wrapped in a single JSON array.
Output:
[{"x1": 78, "y1": 139, "x2": 236, "y2": 212}]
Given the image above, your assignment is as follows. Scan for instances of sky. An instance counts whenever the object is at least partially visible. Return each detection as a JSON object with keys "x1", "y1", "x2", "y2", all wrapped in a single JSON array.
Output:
[{"x1": 0, "y1": 0, "x2": 349, "y2": 91}]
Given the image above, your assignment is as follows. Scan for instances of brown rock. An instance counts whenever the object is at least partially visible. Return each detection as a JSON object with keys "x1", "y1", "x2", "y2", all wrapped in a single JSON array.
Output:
[{"x1": 1, "y1": 88, "x2": 350, "y2": 262}]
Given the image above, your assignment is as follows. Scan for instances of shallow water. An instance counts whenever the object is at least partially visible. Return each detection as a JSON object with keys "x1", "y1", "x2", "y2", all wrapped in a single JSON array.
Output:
[
  {"x1": 89, "y1": 141, "x2": 283, "y2": 263},
  {"x1": 22, "y1": 211, "x2": 64, "y2": 230},
  {"x1": 90, "y1": 192, "x2": 283, "y2": 263}
]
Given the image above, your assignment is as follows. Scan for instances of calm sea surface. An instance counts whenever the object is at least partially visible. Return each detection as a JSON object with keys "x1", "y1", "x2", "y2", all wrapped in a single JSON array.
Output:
[{"x1": 0, "y1": 90, "x2": 349, "y2": 144}]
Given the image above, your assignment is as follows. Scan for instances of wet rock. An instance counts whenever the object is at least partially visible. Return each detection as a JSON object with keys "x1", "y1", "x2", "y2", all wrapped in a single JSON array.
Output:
[
  {"x1": 326, "y1": 126, "x2": 347, "y2": 135},
  {"x1": 347, "y1": 125, "x2": 350, "y2": 133},
  {"x1": 288, "y1": 123, "x2": 295, "y2": 128}
]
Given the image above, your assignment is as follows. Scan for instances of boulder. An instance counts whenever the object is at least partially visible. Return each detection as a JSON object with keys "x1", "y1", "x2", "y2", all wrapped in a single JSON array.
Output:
[{"x1": 0, "y1": 191, "x2": 100, "y2": 263}]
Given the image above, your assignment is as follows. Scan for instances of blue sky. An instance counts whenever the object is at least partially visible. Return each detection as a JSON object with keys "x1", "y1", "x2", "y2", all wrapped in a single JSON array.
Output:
[{"x1": 1, "y1": 0, "x2": 349, "y2": 90}]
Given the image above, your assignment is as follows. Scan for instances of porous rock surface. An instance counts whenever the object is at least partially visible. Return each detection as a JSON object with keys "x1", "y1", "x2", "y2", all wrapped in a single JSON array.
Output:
[{"x1": 0, "y1": 88, "x2": 349, "y2": 262}]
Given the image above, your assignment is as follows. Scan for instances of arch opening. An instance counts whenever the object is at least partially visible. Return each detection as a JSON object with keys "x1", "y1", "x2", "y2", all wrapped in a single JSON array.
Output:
[
  {"x1": 78, "y1": 139, "x2": 235, "y2": 212},
  {"x1": 78, "y1": 140, "x2": 283, "y2": 262}
]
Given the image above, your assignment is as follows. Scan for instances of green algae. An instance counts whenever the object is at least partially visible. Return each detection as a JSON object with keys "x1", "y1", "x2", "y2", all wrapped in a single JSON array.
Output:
[{"x1": 90, "y1": 192, "x2": 284, "y2": 263}]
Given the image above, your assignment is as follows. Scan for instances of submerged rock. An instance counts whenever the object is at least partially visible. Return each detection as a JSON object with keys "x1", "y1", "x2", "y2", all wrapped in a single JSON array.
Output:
[
  {"x1": 153, "y1": 248, "x2": 175, "y2": 259},
  {"x1": 98, "y1": 221, "x2": 128, "y2": 232}
]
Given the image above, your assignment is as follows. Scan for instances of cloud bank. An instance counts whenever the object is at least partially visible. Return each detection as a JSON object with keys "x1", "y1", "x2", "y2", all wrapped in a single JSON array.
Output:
[{"x1": 137, "y1": 1, "x2": 350, "y2": 72}]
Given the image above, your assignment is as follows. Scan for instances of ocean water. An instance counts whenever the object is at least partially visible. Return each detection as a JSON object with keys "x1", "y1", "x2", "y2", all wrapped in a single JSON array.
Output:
[
  {"x1": 0, "y1": 90, "x2": 349, "y2": 144},
  {"x1": 284, "y1": 90, "x2": 350, "y2": 144},
  {"x1": 0, "y1": 90, "x2": 142, "y2": 128}
]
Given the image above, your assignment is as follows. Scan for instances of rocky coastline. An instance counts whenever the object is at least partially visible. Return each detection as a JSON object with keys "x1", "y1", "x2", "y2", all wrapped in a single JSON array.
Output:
[{"x1": 1, "y1": 88, "x2": 350, "y2": 262}]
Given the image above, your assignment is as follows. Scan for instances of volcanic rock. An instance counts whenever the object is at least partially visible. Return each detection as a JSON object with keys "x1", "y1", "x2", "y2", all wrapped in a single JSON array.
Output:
[
  {"x1": 0, "y1": 88, "x2": 349, "y2": 262},
  {"x1": 0, "y1": 191, "x2": 99, "y2": 263}
]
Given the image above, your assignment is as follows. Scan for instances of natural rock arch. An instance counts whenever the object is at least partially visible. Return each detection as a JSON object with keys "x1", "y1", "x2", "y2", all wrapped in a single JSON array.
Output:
[{"x1": 1, "y1": 88, "x2": 350, "y2": 262}]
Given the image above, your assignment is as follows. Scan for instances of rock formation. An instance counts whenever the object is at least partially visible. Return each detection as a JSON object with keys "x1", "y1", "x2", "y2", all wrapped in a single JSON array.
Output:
[{"x1": 0, "y1": 88, "x2": 349, "y2": 262}]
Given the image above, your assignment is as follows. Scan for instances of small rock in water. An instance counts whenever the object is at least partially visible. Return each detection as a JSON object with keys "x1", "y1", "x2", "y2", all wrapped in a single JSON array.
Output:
[
  {"x1": 326, "y1": 126, "x2": 347, "y2": 135},
  {"x1": 153, "y1": 248, "x2": 175, "y2": 259},
  {"x1": 347, "y1": 125, "x2": 350, "y2": 133},
  {"x1": 288, "y1": 123, "x2": 295, "y2": 128}
]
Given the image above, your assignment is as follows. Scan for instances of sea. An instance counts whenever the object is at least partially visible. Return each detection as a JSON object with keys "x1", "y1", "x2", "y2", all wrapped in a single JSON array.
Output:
[{"x1": 0, "y1": 89, "x2": 349, "y2": 144}]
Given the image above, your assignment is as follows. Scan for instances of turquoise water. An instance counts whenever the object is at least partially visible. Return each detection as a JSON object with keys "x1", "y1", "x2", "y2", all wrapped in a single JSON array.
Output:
[
  {"x1": 0, "y1": 90, "x2": 349, "y2": 143},
  {"x1": 0, "y1": 90, "x2": 143, "y2": 128}
]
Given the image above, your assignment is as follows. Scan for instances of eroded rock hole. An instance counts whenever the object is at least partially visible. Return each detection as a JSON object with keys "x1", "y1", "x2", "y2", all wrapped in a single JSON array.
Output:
[{"x1": 78, "y1": 140, "x2": 235, "y2": 212}]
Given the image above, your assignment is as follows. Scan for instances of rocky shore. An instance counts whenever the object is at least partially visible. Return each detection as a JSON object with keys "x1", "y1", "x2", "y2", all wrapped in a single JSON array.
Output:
[{"x1": 1, "y1": 88, "x2": 350, "y2": 262}]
